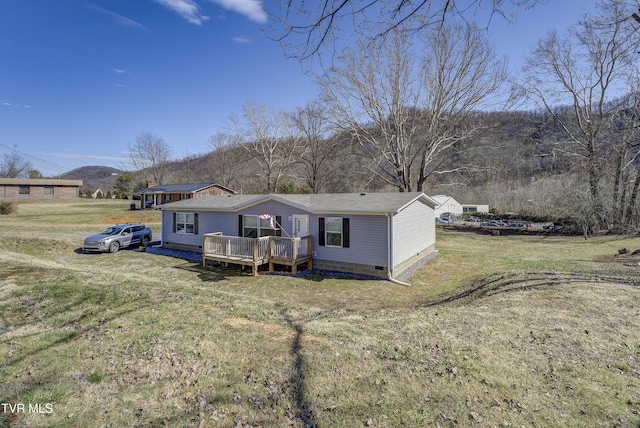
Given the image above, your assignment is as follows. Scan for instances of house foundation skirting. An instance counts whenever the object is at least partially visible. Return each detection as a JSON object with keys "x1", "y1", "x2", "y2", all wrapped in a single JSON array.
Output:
[
  {"x1": 312, "y1": 259, "x2": 388, "y2": 278},
  {"x1": 161, "y1": 242, "x2": 436, "y2": 281},
  {"x1": 163, "y1": 242, "x2": 202, "y2": 252},
  {"x1": 392, "y1": 244, "x2": 436, "y2": 278},
  {"x1": 313, "y1": 245, "x2": 436, "y2": 280}
]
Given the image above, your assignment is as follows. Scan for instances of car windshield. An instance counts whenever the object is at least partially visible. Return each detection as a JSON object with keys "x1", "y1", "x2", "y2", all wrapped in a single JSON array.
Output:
[{"x1": 100, "y1": 227, "x2": 123, "y2": 235}]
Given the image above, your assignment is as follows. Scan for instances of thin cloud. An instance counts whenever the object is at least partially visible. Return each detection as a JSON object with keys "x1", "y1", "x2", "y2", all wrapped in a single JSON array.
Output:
[
  {"x1": 2, "y1": 102, "x2": 31, "y2": 109},
  {"x1": 154, "y1": 0, "x2": 210, "y2": 25},
  {"x1": 210, "y1": 0, "x2": 267, "y2": 24},
  {"x1": 113, "y1": 68, "x2": 127, "y2": 74},
  {"x1": 156, "y1": 0, "x2": 267, "y2": 25},
  {"x1": 233, "y1": 36, "x2": 251, "y2": 44},
  {"x1": 90, "y1": 5, "x2": 146, "y2": 29},
  {"x1": 49, "y1": 152, "x2": 130, "y2": 163}
]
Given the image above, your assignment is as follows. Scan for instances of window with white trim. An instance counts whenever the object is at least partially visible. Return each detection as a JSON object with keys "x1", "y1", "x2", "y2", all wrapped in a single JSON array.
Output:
[
  {"x1": 241, "y1": 215, "x2": 281, "y2": 238},
  {"x1": 324, "y1": 217, "x2": 343, "y2": 247},
  {"x1": 243, "y1": 215, "x2": 258, "y2": 238},
  {"x1": 175, "y1": 212, "x2": 197, "y2": 234},
  {"x1": 319, "y1": 217, "x2": 350, "y2": 248}
]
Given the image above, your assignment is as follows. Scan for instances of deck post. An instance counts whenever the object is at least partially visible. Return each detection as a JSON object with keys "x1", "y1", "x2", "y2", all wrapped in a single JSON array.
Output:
[
  {"x1": 291, "y1": 238, "x2": 299, "y2": 274},
  {"x1": 202, "y1": 233, "x2": 206, "y2": 268},
  {"x1": 252, "y1": 239, "x2": 259, "y2": 276},
  {"x1": 268, "y1": 239, "x2": 274, "y2": 272},
  {"x1": 292, "y1": 238, "x2": 299, "y2": 264}
]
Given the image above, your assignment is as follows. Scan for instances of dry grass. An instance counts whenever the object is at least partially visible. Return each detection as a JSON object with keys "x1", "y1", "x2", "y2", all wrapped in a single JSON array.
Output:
[{"x1": 0, "y1": 200, "x2": 639, "y2": 427}]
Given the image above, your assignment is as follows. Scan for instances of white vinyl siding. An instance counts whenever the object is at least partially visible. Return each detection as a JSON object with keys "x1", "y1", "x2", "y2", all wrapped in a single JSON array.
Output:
[{"x1": 392, "y1": 199, "x2": 435, "y2": 269}]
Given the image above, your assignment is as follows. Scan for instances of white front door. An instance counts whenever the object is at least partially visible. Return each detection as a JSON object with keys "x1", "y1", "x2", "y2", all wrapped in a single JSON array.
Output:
[{"x1": 292, "y1": 215, "x2": 309, "y2": 237}]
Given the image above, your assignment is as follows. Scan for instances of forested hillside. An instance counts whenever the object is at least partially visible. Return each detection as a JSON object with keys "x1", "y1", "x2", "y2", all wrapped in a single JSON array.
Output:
[
  {"x1": 65, "y1": 102, "x2": 639, "y2": 235},
  {"x1": 136, "y1": 110, "x2": 575, "y2": 213}
]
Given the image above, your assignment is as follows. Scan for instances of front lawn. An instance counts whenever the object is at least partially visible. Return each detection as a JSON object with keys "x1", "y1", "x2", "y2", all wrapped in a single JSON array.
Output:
[{"x1": 0, "y1": 200, "x2": 638, "y2": 427}]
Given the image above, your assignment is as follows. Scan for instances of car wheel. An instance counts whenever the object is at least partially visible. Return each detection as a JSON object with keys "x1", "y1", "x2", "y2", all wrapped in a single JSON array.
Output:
[
  {"x1": 108, "y1": 241, "x2": 120, "y2": 253},
  {"x1": 142, "y1": 236, "x2": 150, "y2": 247}
]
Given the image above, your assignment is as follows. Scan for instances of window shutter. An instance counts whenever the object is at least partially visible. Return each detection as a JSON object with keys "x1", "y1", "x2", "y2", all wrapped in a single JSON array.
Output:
[
  {"x1": 173, "y1": 212, "x2": 177, "y2": 233},
  {"x1": 318, "y1": 217, "x2": 325, "y2": 246},
  {"x1": 238, "y1": 215, "x2": 243, "y2": 237},
  {"x1": 194, "y1": 213, "x2": 199, "y2": 235},
  {"x1": 342, "y1": 218, "x2": 350, "y2": 248},
  {"x1": 275, "y1": 216, "x2": 282, "y2": 237}
]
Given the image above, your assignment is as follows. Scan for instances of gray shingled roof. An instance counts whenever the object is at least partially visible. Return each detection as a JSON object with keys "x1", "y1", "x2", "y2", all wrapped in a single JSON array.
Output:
[
  {"x1": 140, "y1": 182, "x2": 230, "y2": 194},
  {"x1": 160, "y1": 192, "x2": 435, "y2": 214}
]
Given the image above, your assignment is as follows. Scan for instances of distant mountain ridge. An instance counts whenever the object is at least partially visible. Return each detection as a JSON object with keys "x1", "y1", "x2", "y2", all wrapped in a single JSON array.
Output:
[{"x1": 61, "y1": 165, "x2": 123, "y2": 191}]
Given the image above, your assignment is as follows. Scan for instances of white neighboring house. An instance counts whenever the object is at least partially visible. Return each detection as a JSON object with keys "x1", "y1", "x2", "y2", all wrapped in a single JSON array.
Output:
[{"x1": 431, "y1": 195, "x2": 463, "y2": 218}]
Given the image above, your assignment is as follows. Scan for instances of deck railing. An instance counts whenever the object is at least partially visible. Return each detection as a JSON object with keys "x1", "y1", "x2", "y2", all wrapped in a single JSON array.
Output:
[
  {"x1": 202, "y1": 233, "x2": 270, "y2": 261},
  {"x1": 202, "y1": 233, "x2": 312, "y2": 275},
  {"x1": 269, "y1": 236, "x2": 312, "y2": 262}
]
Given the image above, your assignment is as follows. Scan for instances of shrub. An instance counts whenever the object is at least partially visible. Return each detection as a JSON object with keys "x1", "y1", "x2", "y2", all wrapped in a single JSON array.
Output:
[{"x1": 0, "y1": 201, "x2": 16, "y2": 215}]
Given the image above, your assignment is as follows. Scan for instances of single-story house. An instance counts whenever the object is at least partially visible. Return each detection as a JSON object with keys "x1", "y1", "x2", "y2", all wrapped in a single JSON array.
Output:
[
  {"x1": 0, "y1": 178, "x2": 83, "y2": 199},
  {"x1": 431, "y1": 195, "x2": 463, "y2": 218},
  {"x1": 139, "y1": 182, "x2": 235, "y2": 209},
  {"x1": 159, "y1": 192, "x2": 437, "y2": 281}
]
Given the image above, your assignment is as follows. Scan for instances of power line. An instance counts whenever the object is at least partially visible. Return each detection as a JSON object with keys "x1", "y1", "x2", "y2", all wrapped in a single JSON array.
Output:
[{"x1": 0, "y1": 143, "x2": 72, "y2": 176}]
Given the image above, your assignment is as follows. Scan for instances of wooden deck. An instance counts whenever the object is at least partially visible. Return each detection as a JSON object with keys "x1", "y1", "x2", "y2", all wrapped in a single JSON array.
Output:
[{"x1": 202, "y1": 233, "x2": 312, "y2": 275}]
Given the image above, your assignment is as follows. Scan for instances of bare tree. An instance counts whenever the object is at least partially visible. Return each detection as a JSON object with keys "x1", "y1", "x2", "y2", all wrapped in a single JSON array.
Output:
[
  {"x1": 416, "y1": 21, "x2": 507, "y2": 189},
  {"x1": 521, "y1": 0, "x2": 640, "y2": 230},
  {"x1": 270, "y1": 0, "x2": 542, "y2": 60},
  {"x1": 207, "y1": 132, "x2": 245, "y2": 189},
  {"x1": 1, "y1": 153, "x2": 33, "y2": 178},
  {"x1": 603, "y1": 92, "x2": 640, "y2": 229},
  {"x1": 291, "y1": 100, "x2": 342, "y2": 193},
  {"x1": 128, "y1": 132, "x2": 173, "y2": 185},
  {"x1": 321, "y1": 30, "x2": 422, "y2": 191},
  {"x1": 320, "y1": 22, "x2": 507, "y2": 192},
  {"x1": 227, "y1": 101, "x2": 303, "y2": 194}
]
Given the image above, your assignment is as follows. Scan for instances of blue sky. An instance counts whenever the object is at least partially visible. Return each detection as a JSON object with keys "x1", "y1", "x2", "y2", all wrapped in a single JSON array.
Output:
[{"x1": 0, "y1": 0, "x2": 598, "y2": 177}]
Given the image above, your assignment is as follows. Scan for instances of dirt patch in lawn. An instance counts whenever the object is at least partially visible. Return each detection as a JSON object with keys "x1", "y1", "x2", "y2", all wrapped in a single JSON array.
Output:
[
  {"x1": 594, "y1": 250, "x2": 640, "y2": 267},
  {"x1": 103, "y1": 213, "x2": 159, "y2": 225}
]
